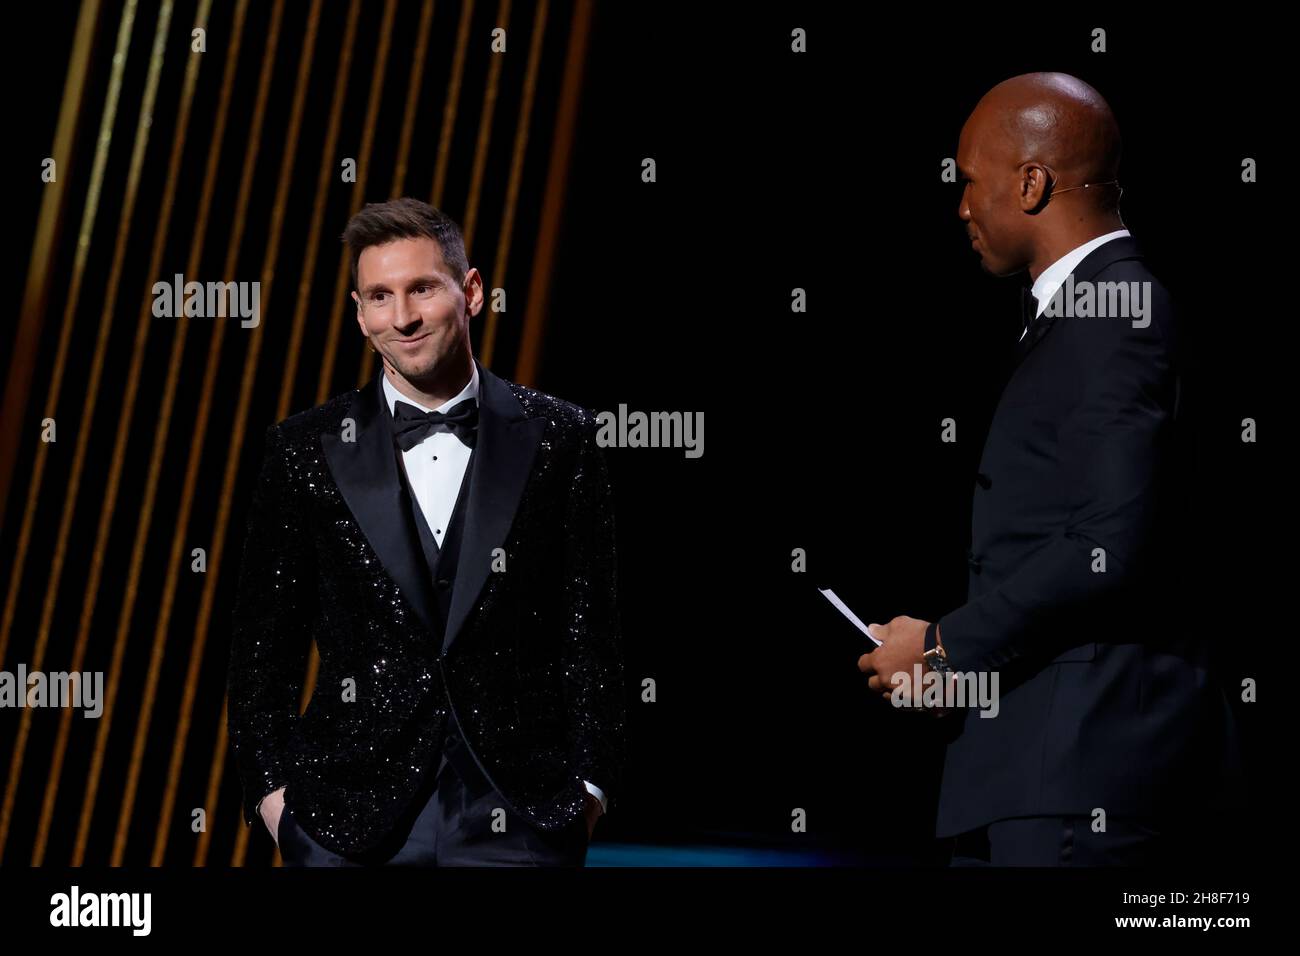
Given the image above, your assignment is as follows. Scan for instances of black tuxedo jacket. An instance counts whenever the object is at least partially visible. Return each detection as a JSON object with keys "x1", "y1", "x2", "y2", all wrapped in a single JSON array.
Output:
[
  {"x1": 226, "y1": 357, "x2": 626, "y2": 857},
  {"x1": 934, "y1": 235, "x2": 1239, "y2": 838}
]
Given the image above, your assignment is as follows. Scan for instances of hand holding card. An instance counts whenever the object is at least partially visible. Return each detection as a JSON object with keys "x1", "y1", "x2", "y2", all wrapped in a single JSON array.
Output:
[{"x1": 817, "y1": 588, "x2": 883, "y2": 646}]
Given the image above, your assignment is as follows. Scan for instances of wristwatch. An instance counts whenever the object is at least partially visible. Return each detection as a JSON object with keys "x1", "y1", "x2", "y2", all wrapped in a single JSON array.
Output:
[{"x1": 923, "y1": 621, "x2": 953, "y2": 675}]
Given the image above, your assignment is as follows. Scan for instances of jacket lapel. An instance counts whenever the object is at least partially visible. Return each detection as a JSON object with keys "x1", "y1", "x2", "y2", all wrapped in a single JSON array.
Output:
[
  {"x1": 441, "y1": 358, "x2": 545, "y2": 657},
  {"x1": 1013, "y1": 235, "x2": 1145, "y2": 370},
  {"x1": 321, "y1": 372, "x2": 440, "y2": 638},
  {"x1": 320, "y1": 357, "x2": 546, "y2": 658}
]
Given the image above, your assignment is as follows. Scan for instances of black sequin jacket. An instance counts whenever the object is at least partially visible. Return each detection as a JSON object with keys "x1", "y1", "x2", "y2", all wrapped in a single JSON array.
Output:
[{"x1": 226, "y1": 357, "x2": 626, "y2": 857}]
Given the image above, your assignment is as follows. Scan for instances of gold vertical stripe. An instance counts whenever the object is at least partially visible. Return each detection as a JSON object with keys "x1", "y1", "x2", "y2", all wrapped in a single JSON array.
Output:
[
  {"x1": 222, "y1": 0, "x2": 364, "y2": 867},
  {"x1": 388, "y1": 0, "x2": 436, "y2": 202},
  {"x1": 191, "y1": 0, "x2": 323, "y2": 868},
  {"x1": 515, "y1": 0, "x2": 593, "y2": 385},
  {"x1": 294, "y1": 0, "x2": 400, "y2": 786},
  {"x1": 0, "y1": 0, "x2": 136, "y2": 687},
  {"x1": 47, "y1": 0, "x2": 247, "y2": 867},
  {"x1": 358, "y1": 0, "x2": 475, "y2": 387},
  {"x1": 356, "y1": 0, "x2": 438, "y2": 388},
  {"x1": 97, "y1": 0, "x2": 283, "y2": 868},
  {"x1": 459, "y1": 0, "x2": 513, "y2": 257},
  {"x1": 26, "y1": 0, "x2": 171, "y2": 866},
  {"x1": 0, "y1": 0, "x2": 140, "y2": 862},
  {"x1": 479, "y1": 0, "x2": 548, "y2": 368},
  {"x1": 31, "y1": 0, "x2": 214, "y2": 867},
  {"x1": 430, "y1": 0, "x2": 477, "y2": 208},
  {"x1": 313, "y1": 0, "x2": 399, "y2": 411},
  {"x1": 0, "y1": 0, "x2": 102, "y2": 542},
  {"x1": 273, "y1": 0, "x2": 363, "y2": 426}
]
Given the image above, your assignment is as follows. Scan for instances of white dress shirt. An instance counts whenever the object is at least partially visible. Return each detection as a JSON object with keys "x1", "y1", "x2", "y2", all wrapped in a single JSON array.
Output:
[
  {"x1": 383, "y1": 365, "x2": 479, "y2": 548},
  {"x1": 1022, "y1": 228, "x2": 1131, "y2": 341},
  {"x1": 381, "y1": 368, "x2": 608, "y2": 817}
]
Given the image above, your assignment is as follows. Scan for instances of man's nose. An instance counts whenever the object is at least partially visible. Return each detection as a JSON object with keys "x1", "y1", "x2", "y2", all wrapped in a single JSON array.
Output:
[{"x1": 394, "y1": 293, "x2": 419, "y2": 329}]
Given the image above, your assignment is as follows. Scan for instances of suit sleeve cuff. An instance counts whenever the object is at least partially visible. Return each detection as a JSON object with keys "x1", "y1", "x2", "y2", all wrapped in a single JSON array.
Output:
[
  {"x1": 582, "y1": 780, "x2": 609, "y2": 815},
  {"x1": 924, "y1": 620, "x2": 939, "y2": 653}
]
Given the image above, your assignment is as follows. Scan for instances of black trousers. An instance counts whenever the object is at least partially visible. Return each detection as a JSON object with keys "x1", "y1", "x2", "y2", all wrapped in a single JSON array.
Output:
[
  {"x1": 948, "y1": 815, "x2": 1173, "y2": 866},
  {"x1": 277, "y1": 719, "x2": 588, "y2": 867}
]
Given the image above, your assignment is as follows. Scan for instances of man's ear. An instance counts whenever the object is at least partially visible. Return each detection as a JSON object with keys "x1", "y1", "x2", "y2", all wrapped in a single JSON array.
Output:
[
  {"x1": 1020, "y1": 163, "x2": 1051, "y2": 213},
  {"x1": 462, "y1": 267, "x2": 485, "y2": 318},
  {"x1": 351, "y1": 291, "x2": 367, "y2": 332}
]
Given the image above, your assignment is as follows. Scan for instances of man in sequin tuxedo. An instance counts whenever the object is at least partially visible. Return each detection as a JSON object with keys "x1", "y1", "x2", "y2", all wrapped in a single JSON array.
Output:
[{"x1": 227, "y1": 198, "x2": 625, "y2": 866}]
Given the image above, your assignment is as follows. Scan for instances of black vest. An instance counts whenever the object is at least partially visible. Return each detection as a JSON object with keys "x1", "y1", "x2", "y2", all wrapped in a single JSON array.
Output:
[
  {"x1": 396, "y1": 445, "x2": 476, "y2": 645},
  {"x1": 381, "y1": 397, "x2": 478, "y2": 782},
  {"x1": 380, "y1": 394, "x2": 477, "y2": 644}
]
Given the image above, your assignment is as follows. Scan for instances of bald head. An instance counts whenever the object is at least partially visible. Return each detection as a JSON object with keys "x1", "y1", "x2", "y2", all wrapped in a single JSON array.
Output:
[
  {"x1": 957, "y1": 72, "x2": 1125, "y2": 278},
  {"x1": 982, "y1": 73, "x2": 1121, "y2": 191}
]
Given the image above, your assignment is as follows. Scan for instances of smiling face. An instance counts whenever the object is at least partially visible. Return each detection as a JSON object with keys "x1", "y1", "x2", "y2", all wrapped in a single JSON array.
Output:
[
  {"x1": 351, "y1": 236, "x2": 481, "y2": 388},
  {"x1": 955, "y1": 108, "x2": 1037, "y2": 277}
]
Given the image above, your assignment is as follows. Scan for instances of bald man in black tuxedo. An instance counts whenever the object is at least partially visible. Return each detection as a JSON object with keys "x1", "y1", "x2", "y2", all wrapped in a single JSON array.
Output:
[{"x1": 858, "y1": 73, "x2": 1240, "y2": 866}]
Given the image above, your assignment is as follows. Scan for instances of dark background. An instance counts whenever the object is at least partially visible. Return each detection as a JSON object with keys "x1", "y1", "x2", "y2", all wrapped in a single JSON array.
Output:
[
  {"x1": 544, "y1": 9, "x2": 1277, "y2": 863},
  {"x1": 1, "y1": 2, "x2": 1275, "y2": 866}
]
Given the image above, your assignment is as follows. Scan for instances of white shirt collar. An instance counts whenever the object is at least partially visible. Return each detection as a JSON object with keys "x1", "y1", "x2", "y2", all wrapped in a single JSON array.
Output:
[
  {"x1": 382, "y1": 360, "x2": 479, "y2": 416},
  {"x1": 1030, "y1": 228, "x2": 1131, "y2": 320}
]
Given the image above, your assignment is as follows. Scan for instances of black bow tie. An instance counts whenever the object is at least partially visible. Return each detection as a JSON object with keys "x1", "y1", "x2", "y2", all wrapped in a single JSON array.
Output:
[
  {"x1": 391, "y1": 398, "x2": 479, "y2": 451},
  {"x1": 1020, "y1": 287, "x2": 1040, "y2": 338}
]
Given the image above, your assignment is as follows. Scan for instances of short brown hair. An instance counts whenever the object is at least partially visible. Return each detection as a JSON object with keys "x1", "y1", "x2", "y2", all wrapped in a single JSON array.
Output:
[{"x1": 342, "y1": 197, "x2": 470, "y2": 294}]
